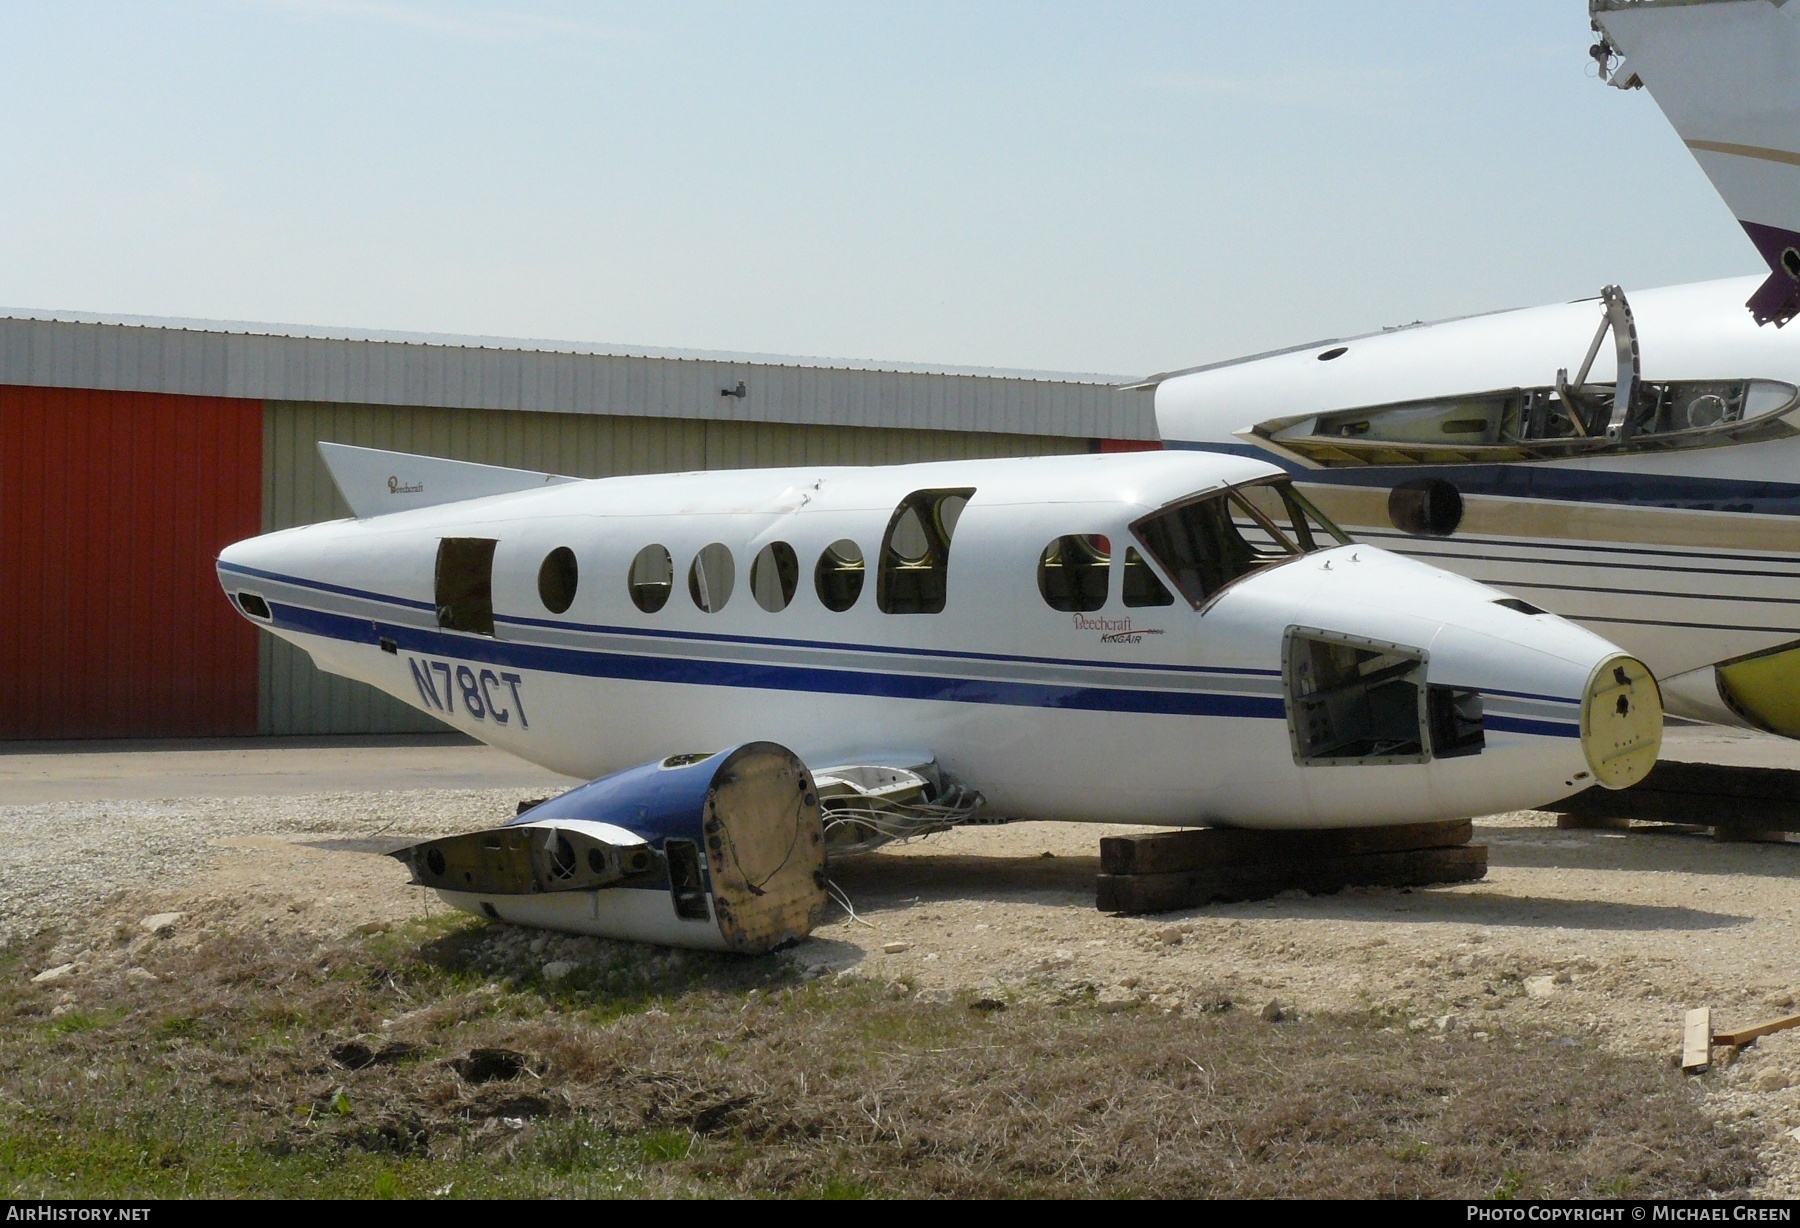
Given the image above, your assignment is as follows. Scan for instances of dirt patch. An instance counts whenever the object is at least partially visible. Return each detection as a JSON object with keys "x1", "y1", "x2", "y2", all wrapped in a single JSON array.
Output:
[
  {"x1": 0, "y1": 912, "x2": 1759, "y2": 1199},
  {"x1": 9, "y1": 740, "x2": 1800, "y2": 1194}
]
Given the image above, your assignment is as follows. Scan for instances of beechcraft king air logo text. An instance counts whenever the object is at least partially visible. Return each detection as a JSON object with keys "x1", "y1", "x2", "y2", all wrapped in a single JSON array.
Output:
[
  {"x1": 409, "y1": 657, "x2": 530, "y2": 727},
  {"x1": 1073, "y1": 613, "x2": 1165, "y2": 645}
]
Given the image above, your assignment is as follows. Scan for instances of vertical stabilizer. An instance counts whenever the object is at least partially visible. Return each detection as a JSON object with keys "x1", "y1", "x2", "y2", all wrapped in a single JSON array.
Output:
[{"x1": 1594, "y1": 0, "x2": 1800, "y2": 324}]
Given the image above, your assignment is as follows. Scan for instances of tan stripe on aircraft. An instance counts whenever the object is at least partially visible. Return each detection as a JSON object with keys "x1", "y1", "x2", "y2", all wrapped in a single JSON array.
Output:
[
  {"x1": 1299, "y1": 484, "x2": 1800, "y2": 554},
  {"x1": 1686, "y1": 139, "x2": 1800, "y2": 168}
]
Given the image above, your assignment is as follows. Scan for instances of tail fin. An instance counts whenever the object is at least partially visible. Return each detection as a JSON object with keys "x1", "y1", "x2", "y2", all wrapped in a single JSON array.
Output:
[
  {"x1": 318, "y1": 442, "x2": 576, "y2": 518},
  {"x1": 1594, "y1": 0, "x2": 1800, "y2": 324}
]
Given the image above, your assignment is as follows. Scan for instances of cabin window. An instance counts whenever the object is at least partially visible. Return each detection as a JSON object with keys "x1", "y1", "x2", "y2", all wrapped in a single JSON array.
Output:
[
  {"x1": 537, "y1": 546, "x2": 579, "y2": 614},
  {"x1": 628, "y1": 545, "x2": 673, "y2": 613},
  {"x1": 688, "y1": 543, "x2": 735, "y2": 612},
  {"x1": 435, "y1": 538, "x2": 497, "y2": 636},
  {"x1": 815, "y1": 539, "x2": 865, "y2": 612},
  {"x1": 750, "y1": 542, "x2": 799, "y2": 612},
  {"x1": 1122, "y1": 547, "x2": 1174, "y2": 607},
  {"x1": 665, "y1": 839, "x2": 711, "y2": 920},
  {"x1": 1038, "y1": 534, "x2": 1111, "y2": 613},
  {"x1": 878, "y1": 488, "x2": 973, "y2": 615}
]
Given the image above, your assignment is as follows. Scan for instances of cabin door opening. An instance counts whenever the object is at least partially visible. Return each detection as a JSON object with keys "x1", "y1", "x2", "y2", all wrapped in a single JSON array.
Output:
[{"x1": 436, "y1": 538, "x2": 498, "y2": 635}]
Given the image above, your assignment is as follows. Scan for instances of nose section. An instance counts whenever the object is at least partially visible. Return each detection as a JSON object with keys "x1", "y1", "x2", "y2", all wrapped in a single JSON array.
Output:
[{"x1": 1581, "y1": 655, "x2": 1662, "y2": 789}]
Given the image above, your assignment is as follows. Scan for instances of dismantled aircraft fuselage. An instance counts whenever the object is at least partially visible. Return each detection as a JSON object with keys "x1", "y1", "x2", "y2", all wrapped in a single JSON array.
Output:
[{"x1": 218, "y1": 448, "x2": 1657, "y2": 948}]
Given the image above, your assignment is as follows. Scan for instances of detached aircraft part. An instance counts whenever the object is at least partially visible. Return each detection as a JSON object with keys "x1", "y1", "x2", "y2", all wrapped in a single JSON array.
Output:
[
  {"x1": 811, "y1": 761, "x2": 987, "y2": 855},
  {"x1": 393, "y1": 742, "x2": 826, "y2": 953}
]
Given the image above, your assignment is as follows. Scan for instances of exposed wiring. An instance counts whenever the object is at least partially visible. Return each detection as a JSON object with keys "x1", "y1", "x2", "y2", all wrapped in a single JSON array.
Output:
[{"x1": 825, "y1": 877, "x2": 875, "y2": 928}]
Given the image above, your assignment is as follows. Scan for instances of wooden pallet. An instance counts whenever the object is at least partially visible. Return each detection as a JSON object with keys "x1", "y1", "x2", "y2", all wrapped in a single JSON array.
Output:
[
  {"x1": 1548, "y1": 760, "x2": 1800, "y2": 842},
  {"x1": 1096, "y1": 819, "x2": 1485, "y2": 914}
]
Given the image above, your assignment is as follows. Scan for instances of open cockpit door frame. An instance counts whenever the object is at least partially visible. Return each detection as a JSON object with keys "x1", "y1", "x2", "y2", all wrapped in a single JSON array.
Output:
[{"x1": 1240, "y1": 287, "x2": 1800, "y2": 471}]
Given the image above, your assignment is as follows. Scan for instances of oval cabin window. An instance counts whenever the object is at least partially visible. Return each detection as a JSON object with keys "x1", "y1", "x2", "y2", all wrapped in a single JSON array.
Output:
[
  {"x1": 815, "y1": 539, "x2": 865, "y2": 612},
  {"x1": 628, "y1": 544, "x2": 673, "y2": 613},
  {"x1": 538, "y1": 546, "x2": 579, "y2": 614},
  {"x1": 1038, "y1": 534, "x2": 1111, "y2": 613},
  {"x1": 689, "y1": 543, "x2": 735, "y2": 612},
  {"x1": 750, "y1": 542, "x2": 799, "y2": 612}
]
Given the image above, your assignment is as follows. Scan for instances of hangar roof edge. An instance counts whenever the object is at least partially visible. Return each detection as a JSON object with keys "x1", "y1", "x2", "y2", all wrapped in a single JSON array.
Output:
[{"x1": 0, "y1": 307, "x2": 1132, "y2": 386}]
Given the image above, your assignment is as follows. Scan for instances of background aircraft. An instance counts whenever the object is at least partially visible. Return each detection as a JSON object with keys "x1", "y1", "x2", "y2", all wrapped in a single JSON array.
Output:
[{"x1": 1153, "y1": 0, "x2": 1800, "y2": 740}]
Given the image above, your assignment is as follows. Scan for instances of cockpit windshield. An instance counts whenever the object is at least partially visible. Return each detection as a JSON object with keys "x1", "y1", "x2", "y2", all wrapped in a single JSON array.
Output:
[{"x1": 1132, "y1": 479, "x2": 1348, "y2": 607}]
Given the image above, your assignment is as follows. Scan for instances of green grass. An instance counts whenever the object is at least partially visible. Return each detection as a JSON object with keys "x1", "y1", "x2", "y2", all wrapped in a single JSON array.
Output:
[{"x1": 0, "y1": 910, "x2": 1764, "y2": 1200}]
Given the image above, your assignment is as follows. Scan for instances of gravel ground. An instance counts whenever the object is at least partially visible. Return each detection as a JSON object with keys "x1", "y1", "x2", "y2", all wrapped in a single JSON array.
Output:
[
  {"x1": 7, "y1": 731, "x2": 1800, "y2": 1193},
  {"x1": 0, "y1": 789, "x2": 535, "y2": 944}
]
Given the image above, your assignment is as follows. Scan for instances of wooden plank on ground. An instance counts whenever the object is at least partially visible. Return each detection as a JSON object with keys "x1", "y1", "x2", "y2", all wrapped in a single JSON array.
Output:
[
  {"x1": 1549, "y1": 760, "x2": 1800, "y2": 828},
  {"x1": 1712, "y1": 1011, "x2": 1800, "y2": 1049},
  {"x1": 1096, "y1": 844, "x2": 1486, "y2": 914},
  {"x1": 1713, "y1": 826, "x2": 1794, "y2": 844},
  {"x1": 1640, "y1": 760, "x2": 1800, "y2": 803},
  {"x1": 1099, "y1": 819, "x2": 1472, "y2": 877},
  {"x1": 1683, "y1": 1007, "x2": 1713, "y2": 1072},
  {"x1": 1555, "y1": 814, "x2": 1633, "y2": 831}
]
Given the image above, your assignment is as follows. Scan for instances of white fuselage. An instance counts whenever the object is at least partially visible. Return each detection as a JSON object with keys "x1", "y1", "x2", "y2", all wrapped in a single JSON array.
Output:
[{"x1": 218, "y1": 451, "x2": 1646, "y2": 829}]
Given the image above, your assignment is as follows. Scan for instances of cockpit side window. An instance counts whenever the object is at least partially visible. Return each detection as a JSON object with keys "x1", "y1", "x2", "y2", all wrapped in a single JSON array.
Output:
[
  {"x1": 1132, "y1": 479, "x2": 1337, "y2": 607},
  {"x1": 1122, "y1": 547, "x2": 1174, "y2": 608},
  {"x1": 1038, "y1": 534, "x2": 1111, "y2": 613},
  {"x1": 1233, "y1": 480, "x2": 1352, "y2": 551},
  {"x1": 878, "y1": 488, "x2": 974, "y2": 614}
]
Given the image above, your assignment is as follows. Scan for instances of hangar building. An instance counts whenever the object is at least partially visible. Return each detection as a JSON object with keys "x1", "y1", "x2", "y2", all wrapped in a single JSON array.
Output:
[{"x1": 0, "y1": 312, "x2": 1155, "y2": 739}]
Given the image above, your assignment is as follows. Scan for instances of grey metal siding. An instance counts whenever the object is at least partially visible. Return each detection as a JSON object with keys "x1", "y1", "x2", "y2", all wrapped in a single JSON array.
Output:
[
  {"x1": 0, "y1": 316, "x2": 1157, "y2": 440},
  {"x1": 258, "y1": 401, "x2": 1088, "y2": 735}
]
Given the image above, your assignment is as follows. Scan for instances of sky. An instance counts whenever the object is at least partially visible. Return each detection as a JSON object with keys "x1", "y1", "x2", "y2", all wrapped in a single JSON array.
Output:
[{"x1": 0, "y1": 1, "x2": 1762, "y2": 377}]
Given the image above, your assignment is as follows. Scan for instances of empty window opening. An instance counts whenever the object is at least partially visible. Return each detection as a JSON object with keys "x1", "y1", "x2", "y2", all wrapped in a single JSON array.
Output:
[
  {"x1": 815, "y1": 539, "x2": 865, "y2": 612},
  {"x1": 436, "y1": 538, "x2": 497, "y2": 636},
  {"x1": 750, "y1": 541, "x2": 799, "y2": 612},
  {"x1": 878, "y1": 488, "x2": 974, "y2": 615},
  {"x1": 1428, "y1": 685, "x2": 1485, "y2": 758},
  {"x1": 236, "y1": 591, "x2": 272, "y2": 620},
  {"x1": 1231, "y1": 480, "x2": 1352, "y2": 552},
  {"x1": 1038, "y1": 534, "x2": 1111, "y2": 613},
  {"x1": 1135, "y1": 482, "x2": 1336, "y2": 608},
  {"x1": 538, "y1": 546, "x2": 579, "y2": 614},
  {"x1": 665, "y1": 839, "x2": 711, "y2": 920},
  {"x1": 1122, "y1": 547, "x2": 1174, "y2": 607},
  {"x1": 1285, "y1": 630, "x2": 1429, "y2": 765},
  {"x1": 688, "y1": 543, "x2": 735, "y2": 613},
  {"x1": 628, "y1": 545, "x2": 673, "y2": 613}
]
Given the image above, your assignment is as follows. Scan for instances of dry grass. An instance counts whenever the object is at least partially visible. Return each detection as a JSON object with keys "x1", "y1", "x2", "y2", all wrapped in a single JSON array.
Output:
[{"x1": 0, "y1": 910, "x2": 1761, "y2": 1199}]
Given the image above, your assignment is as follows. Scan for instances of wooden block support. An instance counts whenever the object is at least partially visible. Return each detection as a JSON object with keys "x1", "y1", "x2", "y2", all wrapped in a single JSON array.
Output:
[
  {"x1": 1097, "y1": 844, "x2": 1487, "y2": 914},
  {"x1": 1555, "y1": 814, "x2": 1633, "y2": 831},
  {"x1": 1100, "y1": 819, "x2": 1472, "y2": 877},
  {"x1": 1684, "y1": 1007, "x2": 1713, "y2": 1072},
  {"x1": 1713, "y1": 827, "x2": 1793, "y2": 844},
  {"x1": 1549, "y1": 761, "x2": 1800, "y2": 831},
  {"x1": 1712, "y1": 1011, "x2": 1800, "y2": 1049}
]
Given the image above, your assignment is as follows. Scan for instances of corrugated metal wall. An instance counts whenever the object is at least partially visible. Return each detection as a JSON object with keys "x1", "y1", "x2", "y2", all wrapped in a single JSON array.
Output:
[
  {"x1": 260, "y1": 401, "x2": 1089, "y2": 735},
  {"x1": 0, "y1": 314, "x2": 1157, "y2": 440},
  {"x1": 0, "y1": 385, "x2": 262, "y2": 739}
]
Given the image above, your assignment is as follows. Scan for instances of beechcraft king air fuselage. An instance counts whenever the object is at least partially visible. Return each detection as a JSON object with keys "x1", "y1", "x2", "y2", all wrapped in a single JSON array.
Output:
[
  {"x1": 220, "y1": 446, "x2": 1656, "y2": 829},
  {"x1": 216, "y1": 447, "x2": 1658, "y2": 951}
]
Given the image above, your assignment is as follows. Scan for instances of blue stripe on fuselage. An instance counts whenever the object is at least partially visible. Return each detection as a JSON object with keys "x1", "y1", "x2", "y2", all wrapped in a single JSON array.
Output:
[
  {"x1": 1168, "y1": 439, "x2": 1800, "y2": 515},
  {"x1": 273, "y1": 600, "x2": 1290, "y2": 719}
]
